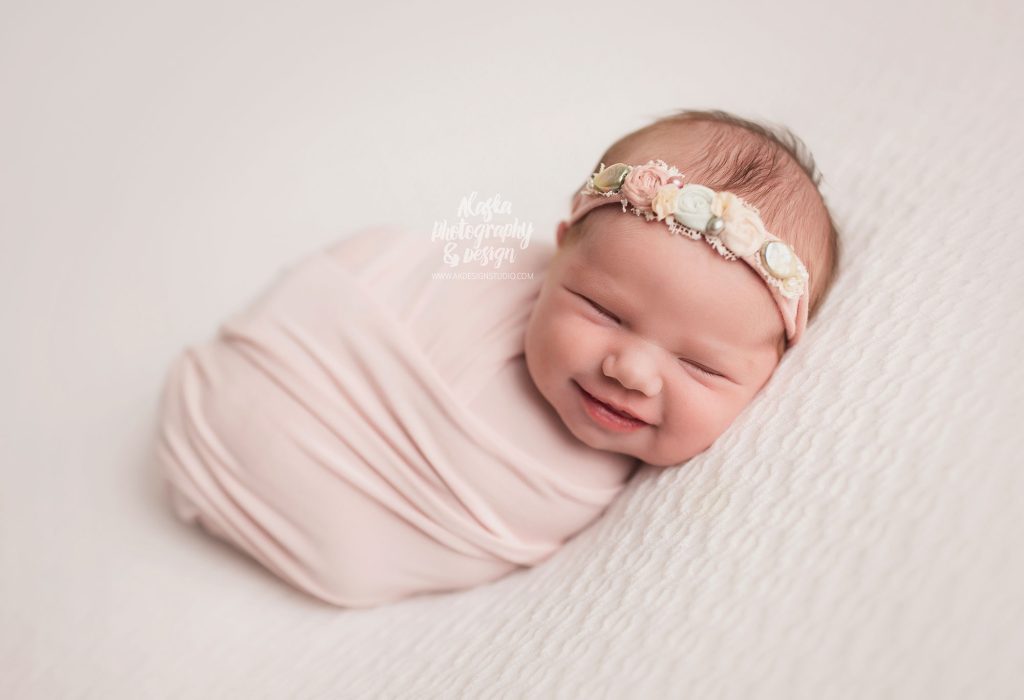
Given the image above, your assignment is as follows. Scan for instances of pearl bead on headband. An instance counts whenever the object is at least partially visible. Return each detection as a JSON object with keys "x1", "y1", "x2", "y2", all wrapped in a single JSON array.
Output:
[{"x1": 565, "y1": 159, "x2": 811, "y2": 349}]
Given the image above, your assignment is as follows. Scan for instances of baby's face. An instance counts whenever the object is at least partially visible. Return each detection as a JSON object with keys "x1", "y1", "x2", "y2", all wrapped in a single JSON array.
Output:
[{"x1": 524, "y1": 207, "x2": 786, "y2": 467}]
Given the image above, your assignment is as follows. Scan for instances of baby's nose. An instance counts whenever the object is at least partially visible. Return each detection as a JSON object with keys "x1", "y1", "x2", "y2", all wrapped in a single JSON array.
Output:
[{"x1": 602, "y1": 344, "x2": 663, "y2": 397}]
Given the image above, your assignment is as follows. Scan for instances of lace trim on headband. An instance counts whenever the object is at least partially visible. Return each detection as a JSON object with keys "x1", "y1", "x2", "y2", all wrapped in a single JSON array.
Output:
[
  {"x1": 586, "y1": 190, "x2": 743, "y2": 261},
  {"x1": 574, "y1": 160, "x2": 808, "y2": 300}
]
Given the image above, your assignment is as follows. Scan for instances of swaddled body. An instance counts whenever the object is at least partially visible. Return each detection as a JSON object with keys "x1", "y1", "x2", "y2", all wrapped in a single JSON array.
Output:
[
  {"x1": 156, "y1": 227, "x2": 638, "y2": 607},
  {"x1": 158, "y1": 111, "x2": 841, "y2": 608}
]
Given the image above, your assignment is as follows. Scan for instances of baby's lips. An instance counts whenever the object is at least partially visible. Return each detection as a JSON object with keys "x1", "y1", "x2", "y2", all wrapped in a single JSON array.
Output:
[{"x1": 578, "y1": 381, "x2": 653, "y2": 426}]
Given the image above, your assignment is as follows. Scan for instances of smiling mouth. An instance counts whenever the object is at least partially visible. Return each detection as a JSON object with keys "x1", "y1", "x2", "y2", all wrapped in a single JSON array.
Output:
[{"x1": 574, "y1": 381, "x2": 651, "y2": 431}]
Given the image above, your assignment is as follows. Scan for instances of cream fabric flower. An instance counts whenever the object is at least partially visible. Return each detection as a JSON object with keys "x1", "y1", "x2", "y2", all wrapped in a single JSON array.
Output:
[
  {"x1": 651, "y1": 185, "x2": 680, "y2": 222},
  {"x1": 712, "y1": 191, "x2": 767, "y2": 257},
  {"x1": 711, "y1": 191, "x2": 740, "y2": 217}
]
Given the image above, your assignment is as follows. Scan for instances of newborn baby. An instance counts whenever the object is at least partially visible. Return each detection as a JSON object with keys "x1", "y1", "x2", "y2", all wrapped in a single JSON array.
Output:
[{"x1": 156, "y1": 109, "x2": 841, "y2": 607}]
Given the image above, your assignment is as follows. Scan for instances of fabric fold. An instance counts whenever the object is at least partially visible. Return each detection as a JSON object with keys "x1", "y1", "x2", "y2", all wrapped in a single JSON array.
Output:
[{"x1": 156, "y1": 228, "x2": 635, "y2": 606}]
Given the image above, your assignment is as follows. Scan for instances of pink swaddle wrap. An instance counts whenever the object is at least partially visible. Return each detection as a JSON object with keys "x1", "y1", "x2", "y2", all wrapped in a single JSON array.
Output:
[{"x1": 155, "y1": 227, "x2": 637, "y2": 607}]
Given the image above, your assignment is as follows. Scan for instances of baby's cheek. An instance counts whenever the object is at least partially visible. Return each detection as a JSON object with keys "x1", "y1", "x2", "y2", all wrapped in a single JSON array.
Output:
[
  {"x1": 655, "y1": 387, "x2": 732, "y2": 464},
  {"x1": 527, "y1": 307, "x2": 582, "y2": 375},
  {"x1": 555, "y1": 316, "x2": 611, "y2": 370},
  {"x1": 535, "y1": 303, "x2": 583, "y2": 351}
]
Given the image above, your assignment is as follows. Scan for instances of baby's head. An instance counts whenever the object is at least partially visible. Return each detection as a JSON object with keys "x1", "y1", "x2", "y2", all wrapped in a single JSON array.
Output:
[{"x1": 524, "y1": 109, "x2": 842, "y2": 467}]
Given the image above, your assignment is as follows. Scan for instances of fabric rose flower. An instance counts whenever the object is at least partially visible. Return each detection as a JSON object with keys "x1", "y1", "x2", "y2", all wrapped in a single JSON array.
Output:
[
  {"x1": 710, "y1": 190, "x2": 742, "y2": 220},
  {"x1": 712, "y1": 191, "x2": 767, "y2": 257},
  {"x1": 673, "y1": 184, "x2": 716, "y2": 231},
  {"x1": 651, "y1": 185, "x2": 680, "y2": 221},
  {"x1": 621, "y1": 164, "x2": 671, "y2": 209}
]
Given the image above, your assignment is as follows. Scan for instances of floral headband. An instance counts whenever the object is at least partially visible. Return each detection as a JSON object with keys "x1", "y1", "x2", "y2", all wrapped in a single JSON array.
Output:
[{"x1": 565, "y1": 159, "x2": 811, "y2": 348}]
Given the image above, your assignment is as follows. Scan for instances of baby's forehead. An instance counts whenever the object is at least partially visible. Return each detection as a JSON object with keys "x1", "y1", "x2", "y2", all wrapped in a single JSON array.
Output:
[
  {"x1": 576, "y1": 206, "x2": 711, "y2": 275},
  {"x1": 568, "y1": 213, "x2": 783, "y2": 350}
]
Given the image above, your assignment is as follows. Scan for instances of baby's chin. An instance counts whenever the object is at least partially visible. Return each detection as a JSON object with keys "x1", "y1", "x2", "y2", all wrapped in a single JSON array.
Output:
[
  {"x1": 577, "y1": 431, "x2": 685, "y2": 468},
  {"x1": 561, "y1": 413, "x2": 704, "y2": 466},
  {"x1": 549, "y1": 395, "x2": 682, "y2": 467}
]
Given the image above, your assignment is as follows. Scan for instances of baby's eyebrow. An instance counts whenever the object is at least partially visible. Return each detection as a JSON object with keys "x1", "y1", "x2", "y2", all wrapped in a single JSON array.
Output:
[{"x1": 681, "y1": 323, "x2": 775, "y2": 364}]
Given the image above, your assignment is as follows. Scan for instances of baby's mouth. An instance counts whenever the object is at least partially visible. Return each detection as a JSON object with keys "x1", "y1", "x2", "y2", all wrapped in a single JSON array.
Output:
[{"x1": 573, "y1": 381, "x2": 651, "y2": 426}]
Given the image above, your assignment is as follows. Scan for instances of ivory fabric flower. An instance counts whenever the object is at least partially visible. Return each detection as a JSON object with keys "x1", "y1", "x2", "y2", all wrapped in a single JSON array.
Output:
[
  {"x1": 651, "y1": 185, "x2": 680, "y2": 221},
  {"x1": 673, "y1": 184, "x2": 717, "y2": 231},
  {"x1": 712, "y1": 191, "x2": 767, "y2": 257},
  {"x1": 621, "y1": 163, "x2": 671, "y2": 209},
  {"x1": 710, "y1": 190, "x2": 742, "y2": 220}
]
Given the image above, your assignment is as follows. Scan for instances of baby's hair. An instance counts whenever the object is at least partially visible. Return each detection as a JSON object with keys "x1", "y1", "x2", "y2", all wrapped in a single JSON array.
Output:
[{"x1": 564, "y1": 108, "x2": 843, "y2": 339}]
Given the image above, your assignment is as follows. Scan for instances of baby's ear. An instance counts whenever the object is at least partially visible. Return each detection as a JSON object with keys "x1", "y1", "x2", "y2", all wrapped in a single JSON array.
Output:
[{"x1": 556, "y1": 220, "x2": 569, "y2": 248}]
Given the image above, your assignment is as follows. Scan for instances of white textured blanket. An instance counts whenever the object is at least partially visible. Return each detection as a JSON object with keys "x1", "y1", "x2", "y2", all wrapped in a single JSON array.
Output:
[{"x1": 2, "y1": 0, "x2": 1021, "y2": 697}]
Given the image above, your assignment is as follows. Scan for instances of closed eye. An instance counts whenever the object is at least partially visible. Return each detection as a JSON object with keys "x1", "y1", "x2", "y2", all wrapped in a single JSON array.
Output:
[
  {"x1": 574, "y1": 292, "x2": 620, "y2": 323},
  {"x1": 679, "y1": 358, "x2": 721, "y2": 378},
  {"x1": 571, "y1": 288, "x2": 725, "y2": 380}
]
